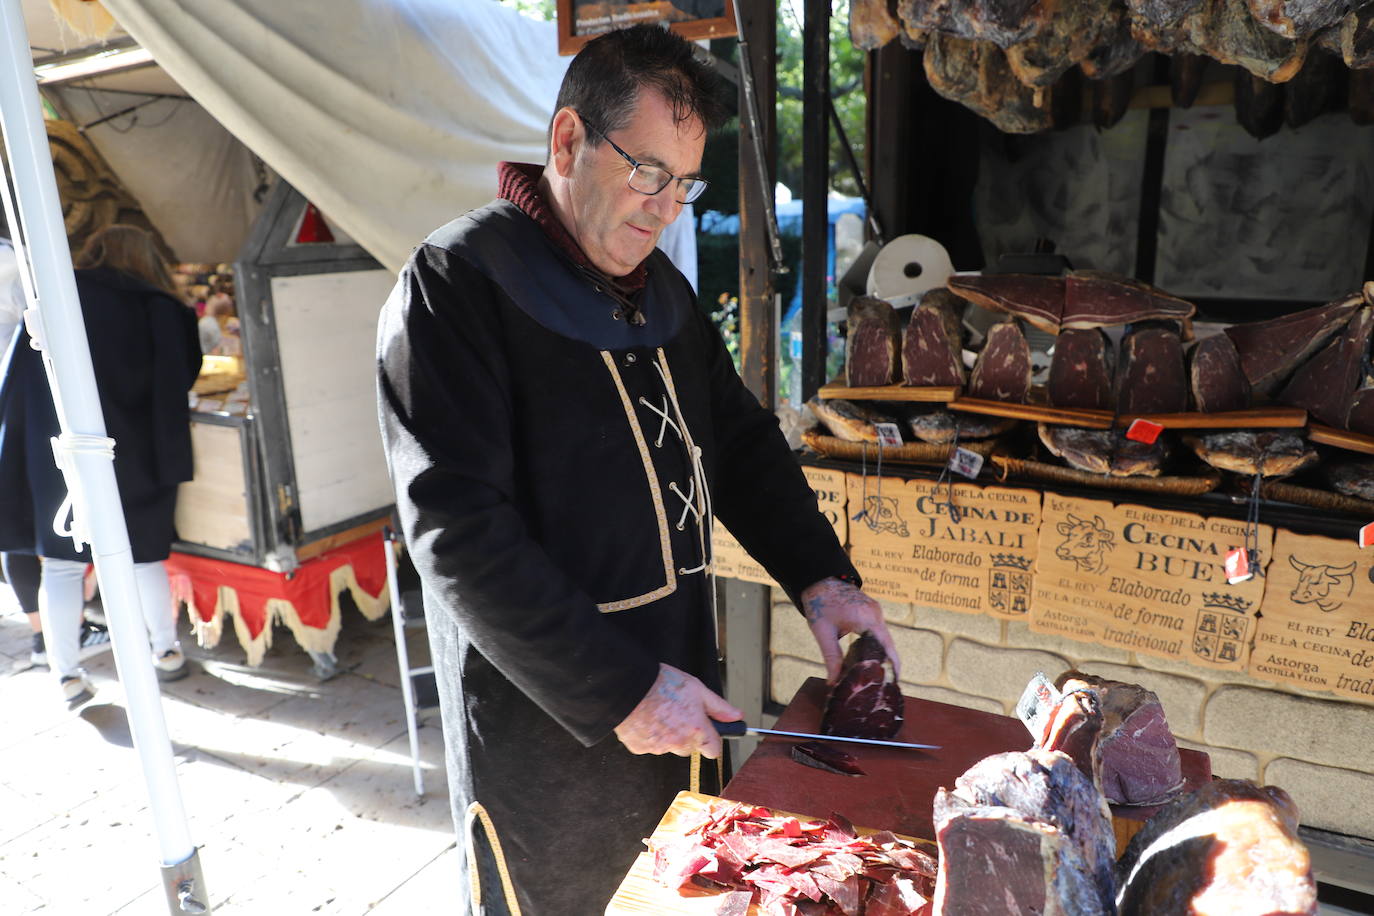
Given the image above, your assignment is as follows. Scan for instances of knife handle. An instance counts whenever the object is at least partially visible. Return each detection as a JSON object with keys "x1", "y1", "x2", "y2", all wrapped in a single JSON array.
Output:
[{"x1": 713, "y1": 719, "x2": 748, "y2": 737}]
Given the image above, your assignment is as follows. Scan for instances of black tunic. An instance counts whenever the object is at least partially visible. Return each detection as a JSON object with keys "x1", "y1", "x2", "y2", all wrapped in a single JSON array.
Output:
[{"x1": 376, "y1": 201, "x2": 856, "y2": 914}]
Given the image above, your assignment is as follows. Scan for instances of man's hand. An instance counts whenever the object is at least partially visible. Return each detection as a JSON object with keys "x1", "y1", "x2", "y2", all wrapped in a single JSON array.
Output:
[
  {"x1": 800, "y1": 577, "x2": 900, "y2": 683},
  {"x1": 615, "y1": 663, "x2": 743, "y2": 759}
]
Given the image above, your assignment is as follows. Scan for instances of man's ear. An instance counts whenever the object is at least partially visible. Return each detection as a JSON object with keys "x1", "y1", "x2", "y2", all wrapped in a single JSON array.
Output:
[{"x1": 548, "y1": 107, "x2": 582, "y2": 179}]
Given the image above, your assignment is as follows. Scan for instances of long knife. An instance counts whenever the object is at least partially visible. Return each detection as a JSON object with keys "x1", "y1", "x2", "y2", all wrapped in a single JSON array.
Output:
[{"x1": 714, "y1": 720, "x2": 940, "y2": 751}]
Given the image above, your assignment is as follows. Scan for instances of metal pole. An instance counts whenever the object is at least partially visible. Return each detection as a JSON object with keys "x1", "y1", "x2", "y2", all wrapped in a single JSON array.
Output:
[
  {"x1": 800, "y1": 0, "x2": 829, "y2": 400},
  {"x1": 0, "y1": 3, "x2": 209, "y2": 912}
]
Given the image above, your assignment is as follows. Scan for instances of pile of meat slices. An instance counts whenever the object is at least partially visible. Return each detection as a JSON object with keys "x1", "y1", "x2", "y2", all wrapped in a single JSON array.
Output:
[{"x1": 650, "y1": 801, "x2": 937, "y2": 916}]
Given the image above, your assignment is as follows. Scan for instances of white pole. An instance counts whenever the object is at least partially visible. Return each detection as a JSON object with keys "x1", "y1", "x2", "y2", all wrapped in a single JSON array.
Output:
[{"x1": 0, "y1": 2, "x2": 208, "y2": 912}]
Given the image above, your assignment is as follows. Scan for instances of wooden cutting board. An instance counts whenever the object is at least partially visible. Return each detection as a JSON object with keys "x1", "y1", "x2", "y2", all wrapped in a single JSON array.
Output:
[{"x1": 604, "y1": 790, "x2": 928, "y2": 915}]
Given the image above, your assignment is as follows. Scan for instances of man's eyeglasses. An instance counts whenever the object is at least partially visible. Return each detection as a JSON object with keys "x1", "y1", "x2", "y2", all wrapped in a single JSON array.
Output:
[{"x1": 582, "y1": 117, "x2": 709, "y2": 205}]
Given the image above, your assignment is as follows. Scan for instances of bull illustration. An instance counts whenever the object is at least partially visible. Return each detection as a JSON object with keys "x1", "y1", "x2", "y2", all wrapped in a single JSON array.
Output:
[
  {"x1": 1055, "y1": 513, "x2": 1115, "y2": 575},
  {"x1": 1288, "y1": 556, "x2": 1356, "y2": 613},
  {"x1": 862, "y1": 496, "x2": 908, "y2": 537}
]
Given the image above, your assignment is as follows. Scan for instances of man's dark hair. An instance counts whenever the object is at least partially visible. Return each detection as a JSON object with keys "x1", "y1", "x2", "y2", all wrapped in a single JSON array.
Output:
[{"x1": 551, "y1": 24, "x2": 728, "y2": 148}]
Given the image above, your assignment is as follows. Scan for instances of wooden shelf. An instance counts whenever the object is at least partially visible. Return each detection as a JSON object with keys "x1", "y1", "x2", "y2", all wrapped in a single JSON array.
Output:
[
  {"x1": 1309, "y1": 424, "x2": 1374, "y2": 456},
  {"x1": 816, "y1": 383, "x2": 958, "y2": 402}
]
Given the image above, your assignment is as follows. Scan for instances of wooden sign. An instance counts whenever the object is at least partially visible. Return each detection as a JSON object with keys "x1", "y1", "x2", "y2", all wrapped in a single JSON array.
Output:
[
  {"x1": 1251, "y1": 529, "x2": 1374, "y2": 703},
  {"x1": 844, "y1": 474, "x2": 1041, "y2": 619},
  {"x1": 710, "y1": 467, "x2": 847, "y2": 589},
  {"x1": 557, "y1": 0, "x2": 737, "y2": 55},
  {"x1": 1031, "y1": 493, "x2": 1271, "y2": 671}
]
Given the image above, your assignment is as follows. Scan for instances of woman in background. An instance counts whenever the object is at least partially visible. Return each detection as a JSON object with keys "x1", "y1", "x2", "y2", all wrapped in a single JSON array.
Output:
[{"x1": 0, "y1": 224, "x2": 201, "y2": 701}]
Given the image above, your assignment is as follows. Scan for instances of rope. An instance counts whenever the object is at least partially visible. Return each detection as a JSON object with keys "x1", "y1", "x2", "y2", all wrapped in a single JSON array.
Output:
[{"x1": 464, "y1": 801, "x2": 522, "y2": 916}]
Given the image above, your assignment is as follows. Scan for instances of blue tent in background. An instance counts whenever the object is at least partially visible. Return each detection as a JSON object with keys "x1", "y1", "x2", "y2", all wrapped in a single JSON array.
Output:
[{"x1": 698, "y1": 195, "x2": 867, "y2": 324}]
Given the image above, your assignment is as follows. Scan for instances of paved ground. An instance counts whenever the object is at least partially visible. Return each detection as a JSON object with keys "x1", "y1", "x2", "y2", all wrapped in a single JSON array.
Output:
[{"x1": 0, "y1": 585, "x2": 457, "y2": 915}]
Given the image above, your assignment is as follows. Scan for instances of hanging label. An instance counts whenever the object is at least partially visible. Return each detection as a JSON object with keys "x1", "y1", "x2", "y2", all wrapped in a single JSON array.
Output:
[
  {"x1": 1015, "y1": 672, "x2": 1061, "y2": 743},
  {"x1": 1125, "y1": 418, "x2": 1164, "y2": 445},
  {"x1": 873, "y1": 423, "x2": 903, "y2": 448},
  {"x1": 1224, "y1": 547, "x2": 1253, "y2": 584},
  {"x1": 1360, "y1": 522, "x2": 1374, "y2": 549},
  {"x1": 948, "y1": 447, "x2": 985, "y2": 480}
]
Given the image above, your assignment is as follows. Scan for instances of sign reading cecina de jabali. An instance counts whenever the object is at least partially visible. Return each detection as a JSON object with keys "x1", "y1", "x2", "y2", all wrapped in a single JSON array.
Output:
[{"x1": 1031, "y1": 493, "x2": 1271, "y2": 671}]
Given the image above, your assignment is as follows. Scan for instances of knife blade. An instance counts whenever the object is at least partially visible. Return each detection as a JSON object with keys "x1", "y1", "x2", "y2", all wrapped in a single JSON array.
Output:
[{"x1": 713, "y1": 720, "x2": 940, "y2": 751}]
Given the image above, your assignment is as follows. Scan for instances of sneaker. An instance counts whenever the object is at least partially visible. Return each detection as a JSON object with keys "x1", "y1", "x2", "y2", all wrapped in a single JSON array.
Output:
[
  {"x1": 77, "y1": 621, "x2": 112, "y2": 661},
  {"x1": 30, "y1": 632, "x2": 47, "y2": 667},
  {"x1": 60, "y1": 673, "x2": 95, "y2": 703},
  {"x1": 154, "y1": 647, "x2": 189, "y2": 682},
  {"x1": 83, "y1": 598, "x2": 106, "y2": 626}
]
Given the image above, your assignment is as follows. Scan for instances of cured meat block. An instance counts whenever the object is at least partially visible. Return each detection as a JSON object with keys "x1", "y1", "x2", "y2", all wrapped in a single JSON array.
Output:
[
  {"x1": 846, "y1": 296, "x2": 902, "y2": 387},
  {"x1": 1093, "y1": 68, "x2": 1137, "y2": 128},
  {"x1": 1246, "y1": 0, "x2": 1355, "y2": 40},
  {"x1": 1189, "y1": 332, "x2": 1252, "y2": 412},
  {"x1": 1170, "y1": 52, "x2": 1209, "y2": 106},
  {"x1": 947, "y1": 273, "x2": 1064, "y2": 333},
  {"x1": 1054, "y1": 671, "x2": 1185, "y2": 806},
  {"x1": 1039, "y1": 424, "x2": 1167, "y2": 476},
  {"x1": 896, "y1": 0, "x2": 1052, "y2": 48},
  {"x1": 923, "y1": 33, "x2": 1055, "y2": 133},
  {"x1": 1353, "y1": 66, "x2": 1374, "y2": 124},
  {"x1": 1347, "y1": 387, "x2": 1374, "y2": 434},
  {"x1": 1063, "y1": 270, "x2": 1196, "y2": 330},
  {"x1": 1284, "y1": 47, "x2": 1342, "y2": 126},
  {"x1": 907, "y1": 409, "x2": 1017, "y2": 443},
  {"x1": 850, "y1": 0, "x2": 901, "y2": 50},
  {"x1": 1117, "y1": 324, "x2": 1188, "y2": 415},
  {"x1": 1223, "y1": 295, "x2": 1360, "y2": 395},
  {"x1": 1116, "y1": 780, "x2": 1318, "y2": 915},
  {"x1": 806, "y1": 397, "x2": 899, "y2": 443},
  {"x1": 902, "y1": 292, "x2": 966, "y2": 387},
  {"x1": 1184, "y1": 430, "x2": 1318, "y2": 476},
  {"x1": 820, "y1": 632, "x2": 904, "y2": 740},
  {"x1": 969, "y1": 320, "x2": 1032, "y2": 403},
  {"x1": 1049, "y1": 328, "x2": 1114, "y2": 410},
  {"x1": 791, "y1": 741, "x2": 866, "y2": 776},
  {"x1": 1236, "y1": 70, "x2": 1286, "y2": 138},
  {"x1": 1279, "y1": 306, "x2": 1374, "y2": 427}
]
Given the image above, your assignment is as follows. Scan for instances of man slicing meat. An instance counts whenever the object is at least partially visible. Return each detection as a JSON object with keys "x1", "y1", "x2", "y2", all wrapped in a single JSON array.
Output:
[{"x1": 376, "y1": 25, "x2": 897, "y2": 914}]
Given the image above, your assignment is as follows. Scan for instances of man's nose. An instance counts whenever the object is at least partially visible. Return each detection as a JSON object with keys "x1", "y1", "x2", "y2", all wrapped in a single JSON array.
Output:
[{"x1": 644, "y1": 189, "x2": 681, "y2": 223}]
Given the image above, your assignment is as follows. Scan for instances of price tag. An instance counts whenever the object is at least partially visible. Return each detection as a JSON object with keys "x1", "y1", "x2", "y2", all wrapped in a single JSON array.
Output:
[
  {"x1": 1224, "y1": 547, "x2": 1253, "y2": 584},
  {"x1": 948, "y1": 447, "x2": 984, "y2": 480},
  {"x1": 873, "y1": 423, "x2": 903, "y2": 448},
  {"x1": 1015, "y1": 672, "x2": 1061, "y2": 744},
  {"x1": 1360, "y1": 522, "x2": 1374, "y2": 549},
  {"x1": 1126, "y1": 418, "x2": 1164, "y2": 445}
]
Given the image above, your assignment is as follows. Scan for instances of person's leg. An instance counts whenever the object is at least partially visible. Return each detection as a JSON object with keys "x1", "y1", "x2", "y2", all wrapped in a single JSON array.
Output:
[
  {"x1": 134, "y1": 561, "x2": 186, "y2": 680},
  {"x1": 39, "y1": 558, "x2": 88, "y2": 686},
  {"x1": 5, "y1": 553, "x2": 46, "y2": 665}
]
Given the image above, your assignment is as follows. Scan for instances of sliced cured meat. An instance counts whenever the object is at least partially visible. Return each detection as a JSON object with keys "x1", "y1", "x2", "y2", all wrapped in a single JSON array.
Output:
[
  {"x1": 846, "y1": 296, "x2": 902, "y2": 387},
  {"x1": 906, "y1": 409, "x2": 1017, "y2": 444},
  {"x1": 1189, "y1": 333, "x2": 1252, "y2": 412},
  {"x1": 1117, "y1": 324, "x2": 1188, "y2": 415},
  {"x1": 1246, "y1": 0, "x2": 1356, "y2": 41},
  {"x1": 1063, "y1": 270, "x2": 1196, "y2": 330},
  {"x1": 923, "y1": 33, "x2": 1056, "y2": 133},
  {"x1": 1080, "y1": 6, "x2": 1146, "y2": 79},
  {"x1": 1170, "y1": 52, "x2": 1209, "y2": 106},
  {"x1": 947, "y1": 273, "x2": 1064, "y2": 333},
  {"x1": 850, "y1": 0, "x2": 901, "y2": 49},
  {"x1": 902, "y1": 294, "x2": 966, "y2": 387},
  {"x1": 1279, "y1": 306, "x2": 1374, "y2": 427},
  {"x1": 1236, "y1": 69, "x2": 1286, "y2": 138},
  {"x1": 821, "y1": 633, "x2": 905, "y2": 740},
  {"x1": 1347, "y1": 387, "x2": 1374, "y2": 434},
  {"x1": 806, "y1": 397, "x2": 899, "y2": 443},
  {"x1": 1284, "y1": 47, "x2": 1342, "y2": 126},
  {"x1": 1223, "y1": 295, "x2": 1361, "y2": 395},
  {"x1": 1054, "y1": 671, "x2": 1185, "y2": 807},
  {"x1": 969, "y1": 320, "x2": 1033, "y2": 403},
  {"x1": 1049, "y1": 328, "x2": 1114, "y2": 410},
  {"x1": 1184, "y1": 430, "x2": 1318, "y2": 476},
  {"x1": 1116, "y1": 780, "x2": 1318, "y2": 915},
  {"x1": 1039, "y1": 424, "x2": 1168, "y2": 476},
  {"x1": 896, "y1": 0, "x2": 1052, "y2": 48},
  {"x1": 791, "y1": 741, "x2": 866, "y2": 777},
  {"x1": 1005, "y1": 0, "x2": 1115, "y2": 87}
]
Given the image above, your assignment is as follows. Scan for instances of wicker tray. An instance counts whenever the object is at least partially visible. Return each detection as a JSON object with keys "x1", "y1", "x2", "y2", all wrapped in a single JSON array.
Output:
[
  {"x1": 991, "y1": 454, "x2": 1221, "y2": 495},
  {"x1": 1256, "y1": 479, "x2": 1374, "y2": 516},
  {"x1": 801, "y1": 429, "x2": 1000, "y2": 466}
]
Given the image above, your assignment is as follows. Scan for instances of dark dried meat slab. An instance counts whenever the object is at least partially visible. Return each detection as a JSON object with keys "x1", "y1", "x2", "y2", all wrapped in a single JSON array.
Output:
[
  {"x1": 1184, "y1": 430, "x2": 1318, "y2": 477},
  {"x1": 1117, "y1": 325, "x2": 1188, "y2": 415},
  {"x1": 1170, "y1": 52, "x2": 1209, "y2": 106},
  {"x1": 1080, "y1": 5, "x2": 1146, "y2": 79},
  {"x1": 1189, "y1": 333, "x2": 1252, "y2": 413},
  {"x1": 1329, "y1": 5, "x2": 1374, "y2": 67},
  {"x1": 807, "y1": 397, "x2": 900, "y2": 443},
  {"x1": 1284, "y1": 47, "x2": 1342, "y2": 127},
  {"x1": 1039, "y1": 424, "x2": 1167, "y2": 477},
  {"x1": 791, "y1": 742, "x2": 866, "y2": 777},
  {"x1": 1327, "y1": 460, "x2": 1374, "y2": 501},
  {"x1": 1116, "y1": 781, "x2": 1318, "y2": 916},
  {"x1": 821, "y1": 633, "x2": 905, "y2": 740},
  {"x1": 1236, "y1": 69, "x2": 1286, "y2": 138},
  {"x1": 850, "y1": 0, "x2": 901, "y2": 50},
  {"x1": 1128, "y1": 0, "x2": 1206, "y2": 30},
  {"x1": 906, "y1": 409, "x2": 1017, "y2": 444},
  {"x1": 1034, "y1": 689, "x2": 1106, "y2": 792},
  {"x1": 947, "y1": 273, "x2": 1064, "y2": 334},
  {"x1": 1246, "y1": 0, "x2": 1355, "y2": 40},
  {"x1": 1189, "y1": 0, "x2": 1309, "y2": 82},
  {"x1": 903, "y1": 295, "x2": 966, "y2": 387},
  {"x1": 1279, "y1": 306, "x2": 1374, "y2": 427},
  {"x1": 1353, "y1": 66, "x2": 1374, "y2": 124},
  {"x1": 969, "y1": 320, "x2": 1033, "y2": 403},
  {"x1": 923, "y1": 33, "x2": 1055, "y2": 134},
  {"x1": 846, "y1": 296, "x2": 902, "y2": 387},
  {"x1": 1005, "y1": 0, "x2": 1115, "y2": 87},
  {"x1": 1049, "y1": 328, "x2": 1114, "y2": 410},
  {"x1": 896, "y1": 0, "x2": 1051, "y2": 48},
  {"x1": 1224, "y1": 295, "x2": 1360, "y2": 395},
  {"x1": 1063, "y1": 270, "x2": 1196, "y2": 330},
  {"x1": 1347, "y1": 387, "x2": 1374, "y2": 434},
  {"x1": 1093, "y1": 68, "x2": 1137, "y2": 128}
]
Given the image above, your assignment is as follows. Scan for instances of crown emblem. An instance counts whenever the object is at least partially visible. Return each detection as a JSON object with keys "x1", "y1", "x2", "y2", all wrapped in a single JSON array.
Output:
[
  {"x1": 1201, "y1": 592, "x2": 1252, "y2": 614},
  {"x1": 990, "y1": 553, "x2": 1033, "y2": 571}
]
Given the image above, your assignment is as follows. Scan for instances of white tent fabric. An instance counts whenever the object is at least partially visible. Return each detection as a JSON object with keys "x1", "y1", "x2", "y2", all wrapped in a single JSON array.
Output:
[{"x1": 97, "y1": 0, "x2": 580, "y2": 273}]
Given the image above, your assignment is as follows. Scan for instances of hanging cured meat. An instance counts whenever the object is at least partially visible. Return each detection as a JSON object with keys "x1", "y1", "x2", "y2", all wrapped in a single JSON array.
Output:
[
  {"x1": 1278, "y1": 306, "x2": 1374, "y2": 427},
  {"x1": 896, "y1": 0, "x2": 1052, "y2": 48},
  {"x1": 1284, "y1": 47, "x2": 1343, "y2": 125},
  {"x1": 903, "y1": 290, "x2": 967, "y2": 387},
  {"x1": 1324, "y1": 5, "x2": 1374, "y2": 67},
  {"x1": 923, "y1": 33, "x2": 1057, "y2": 133},
  {"x1": 851, "y1": 0, "x2": 902, "y2": 50},
  {"x1": 1080, "y1": 4, "x2": 1147, "y2": 79},
  {"x1": 1049, "y1": 328, "x2": 1115, "y2": 410},
  {"x1": 948, "y1": 273, "x2": 1065, "y2": 334},
  {"x1": 1245, "y1": 0, "x2": 1356, "y2": 41},
  {"x1": 1133, "y1": 0, "x2": 1309, "y2": 82},
  {"x1": 846, "y1": 296, "x2": 903, "y2": 387},
  {"x1": 1223, "y1": 295, "x2": 1360, "y2": 395},
  {"x1": 1184, "y1": 430, "x2": 1318, "y2": 476},
  {"x1": 820, "y1": 632, "x2": 905, "y2": 740},
  {"x1": 1005, "y1": 0, "x2": 1116, "y2": 87},
  {"x1": 1350, "y1": 66, "x2": 1374, "y2": 123},
  {"x1": 1236, "y1": 69, "x2": 1287, "y2": 137},
  {"x1": 969, "y1": 320, "x2": 1033, "y2": 402},
  {"x1": 1039, "y1": 425, "x2": 1169, "y2": 476},
  {"x1": 1117, "y1": 324, "x2": 1189, "y2": 414},
  {"x1": 1053, "y1": 671, "x2": 1185, "y2": 807},
  {"x1": 1115, "y1": 780, "x2": 1318, "y2": 915},
  {"x1": 1189, "y1": 333, "x2": 1252, "y2": 412},
  {"x1": 1094, "y1": 68, "x2": 1138, "y2": 127},
  {"x1": 1170, "y1": 52, "x2": 1210, "y2": 105}
]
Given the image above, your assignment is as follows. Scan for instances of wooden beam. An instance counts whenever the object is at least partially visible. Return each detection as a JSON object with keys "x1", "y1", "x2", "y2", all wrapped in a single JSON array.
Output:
[
  {"x1": 737, "y1": 0, "x2": 777, "y2": 407},
  {"x1": 801, "y1": 0, "x2": 829, "y2": 401}
]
